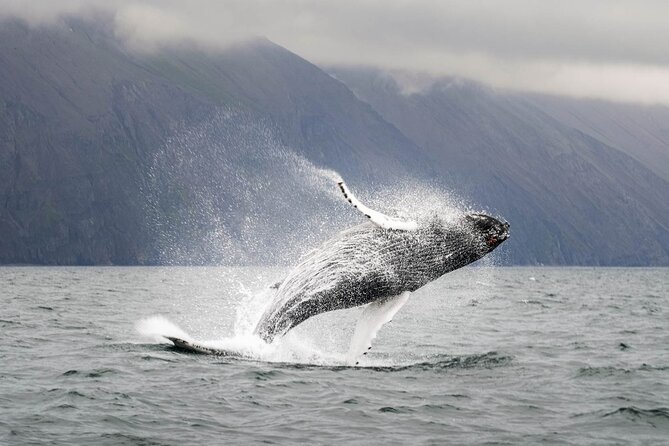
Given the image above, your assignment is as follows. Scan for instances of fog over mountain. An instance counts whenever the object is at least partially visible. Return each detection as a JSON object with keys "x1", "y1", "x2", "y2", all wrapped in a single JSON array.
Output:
[
  {"x1": 0, "y1": 17, "x2": 668, "y2": 265},
  {"x1": 3, "y1": 1, "x2": 669, "y2": 105}
]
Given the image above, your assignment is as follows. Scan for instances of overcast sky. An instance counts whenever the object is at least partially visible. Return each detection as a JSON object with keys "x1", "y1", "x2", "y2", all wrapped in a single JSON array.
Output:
[{"x1": 2, "y1": 0, "x2": 668, "y2": 105}]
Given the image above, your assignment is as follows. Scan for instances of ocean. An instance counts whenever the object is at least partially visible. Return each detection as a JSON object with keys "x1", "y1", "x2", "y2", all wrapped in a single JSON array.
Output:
[{"x1": 1, "y1": 266, "x2": 667, "y2": 445}]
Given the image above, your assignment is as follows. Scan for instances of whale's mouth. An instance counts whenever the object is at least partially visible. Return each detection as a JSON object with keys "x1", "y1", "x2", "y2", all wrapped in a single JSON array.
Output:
[
  {"x1": 465, "y1": 214, "x2": 510, "y2": 250},
  {"x1": 487, "y1": 224, "x2": 510, "y2": 246},
  {"x1": 486, "y1": 232, "x2": 509, "y2": 247}
]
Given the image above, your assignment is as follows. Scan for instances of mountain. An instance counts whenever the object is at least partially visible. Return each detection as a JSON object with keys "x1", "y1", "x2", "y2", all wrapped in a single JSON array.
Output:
[
  {"x1": 329, "y1": 69, "x2": 669, "y2": 265},
  {"x1": 522, "y1": 95, "x2": 669, "y2": 183},
  {"x1": 0, "y1": 18, "x2": 430, "y2": 265},
  {"x1": 0, "y1": 17, "x2": 667, "y2": 265}
]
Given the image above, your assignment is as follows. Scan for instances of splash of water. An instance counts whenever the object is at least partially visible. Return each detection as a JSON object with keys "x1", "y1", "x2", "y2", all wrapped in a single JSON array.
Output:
[
  {"x1": 136, "y1": 316, "x2": 193, "y2": 344},
  {"x1": 136, "y1": 178, "x2": 503, "y2": 365},
  {"x1": 136, "y1": 313, "x2": 349, "y2": 365},
  {"x1": 142, "y1": 108, "x2": 359, "y2": 266},
  {"x1": 138, "y1": 109, "x2": 505, "y2": 364}
]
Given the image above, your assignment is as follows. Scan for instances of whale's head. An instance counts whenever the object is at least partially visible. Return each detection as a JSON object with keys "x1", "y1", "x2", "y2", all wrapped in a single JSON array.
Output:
[{"x1": 465, "y1": 213, "x2": 510, "y2": 253}]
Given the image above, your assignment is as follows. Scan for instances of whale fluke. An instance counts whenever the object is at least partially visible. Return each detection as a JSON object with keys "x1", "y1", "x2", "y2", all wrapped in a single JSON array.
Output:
[
  {"x1": 337, "y1": 181, "x2": 418, "y2": 231},
  {"x1": 166, "y1": 336, "x2": 227, "y2": 355},
  {"x1": 165, "y1": 336, "x2": 251, "y2": 358}
]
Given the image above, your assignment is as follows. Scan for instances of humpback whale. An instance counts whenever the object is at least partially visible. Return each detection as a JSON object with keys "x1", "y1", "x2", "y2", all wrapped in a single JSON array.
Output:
[
  {"x1": 163, "y1": 179, "x2": 509, "y2": 362},
  {"x1": 253, "y1": 180, "x2": 509, "y2": 354}
]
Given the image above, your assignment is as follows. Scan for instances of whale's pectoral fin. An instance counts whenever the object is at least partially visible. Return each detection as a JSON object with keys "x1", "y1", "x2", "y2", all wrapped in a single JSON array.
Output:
[
  {"x1": 346, "y1": 292, "x2": 411, "y2": 366},
  {"x1": 337, "y1": 180, "x2": 418, "y2": 231}
]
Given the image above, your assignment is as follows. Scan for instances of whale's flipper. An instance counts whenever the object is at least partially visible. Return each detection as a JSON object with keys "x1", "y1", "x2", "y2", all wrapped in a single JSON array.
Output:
[
  {"x1": 346, "y1": 292, "x2": 411, "y2": 366},
  {"x1": 337, "y1": 181, "x2": 418, "y2": 231}
]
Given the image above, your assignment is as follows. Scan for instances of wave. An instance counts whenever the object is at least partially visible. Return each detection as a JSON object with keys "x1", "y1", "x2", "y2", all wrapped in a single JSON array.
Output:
[
  {"x1": 602, "y1": 407, "x2": 669, "y2": 426},
  {"x1": 576, "y1": 366, "x2": 632, "y2": 378},
  {"x1": 577, "y1": 364, "x2": 669, "y2": 377},
  {"x1": 221, "y1": 351, "x2": 513, "y2": 373},
  {"x1": 364, "y1": 352, "x2": 513, "y2": 372}
]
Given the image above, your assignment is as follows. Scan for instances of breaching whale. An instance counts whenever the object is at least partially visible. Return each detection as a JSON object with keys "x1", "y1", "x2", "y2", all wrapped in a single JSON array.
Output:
[
  {"x1": 166, "y1": 179, "x2": 509, "y2": 363},
  {"x1": 254, "y1": 180, "x2": 509, "y2": 351}
]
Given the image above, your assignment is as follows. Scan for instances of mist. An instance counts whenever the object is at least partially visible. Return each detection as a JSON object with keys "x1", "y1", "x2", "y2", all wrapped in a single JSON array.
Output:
[{"x1": 1, "y1": 0, "x2": 669, "y2": 105}]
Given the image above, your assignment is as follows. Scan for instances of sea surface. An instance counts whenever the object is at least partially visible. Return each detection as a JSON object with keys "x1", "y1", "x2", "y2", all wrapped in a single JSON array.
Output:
[{"x1": 1, "y1": 266, "x2": 668, "y2": 445}]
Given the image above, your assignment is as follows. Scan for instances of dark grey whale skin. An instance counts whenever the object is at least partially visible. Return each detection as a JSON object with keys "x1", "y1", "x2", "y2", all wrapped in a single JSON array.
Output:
[{"x1": 254, "y1": 214, "x2": 509, "y2": 343}]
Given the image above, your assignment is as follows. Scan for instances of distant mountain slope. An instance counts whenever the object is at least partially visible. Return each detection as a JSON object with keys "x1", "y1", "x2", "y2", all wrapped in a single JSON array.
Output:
[
  {"x1": 0, "y1": 20, "x2": 206, "y2": 264},
  {"x1": 0, "y1": 19, "x2": 428, "y2": 265},
  {"x1": 331, "y1": 69, "x2": 669, "y2": 265},
  {"x1": 522, "y1": 95, "x2": 669, "y2": 182},
  {"x1": 139, "y1": 38, "x2": 431, "y2": 178}
]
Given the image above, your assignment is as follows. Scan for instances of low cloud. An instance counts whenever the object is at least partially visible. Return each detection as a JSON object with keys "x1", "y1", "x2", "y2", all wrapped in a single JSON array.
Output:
[{"x1": 2, "y1": 0, "x2": 669, "y2": 105}]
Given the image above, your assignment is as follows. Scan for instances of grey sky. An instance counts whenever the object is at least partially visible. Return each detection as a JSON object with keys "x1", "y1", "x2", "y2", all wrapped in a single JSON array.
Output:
[{"x1": 2, "y1": 0, "x2": 668, "y2": 104}]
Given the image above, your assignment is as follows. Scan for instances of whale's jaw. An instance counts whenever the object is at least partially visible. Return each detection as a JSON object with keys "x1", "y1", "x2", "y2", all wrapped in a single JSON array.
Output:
[{"x1": 465, "y1": 213, "x2": 510, "y2": 252}]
